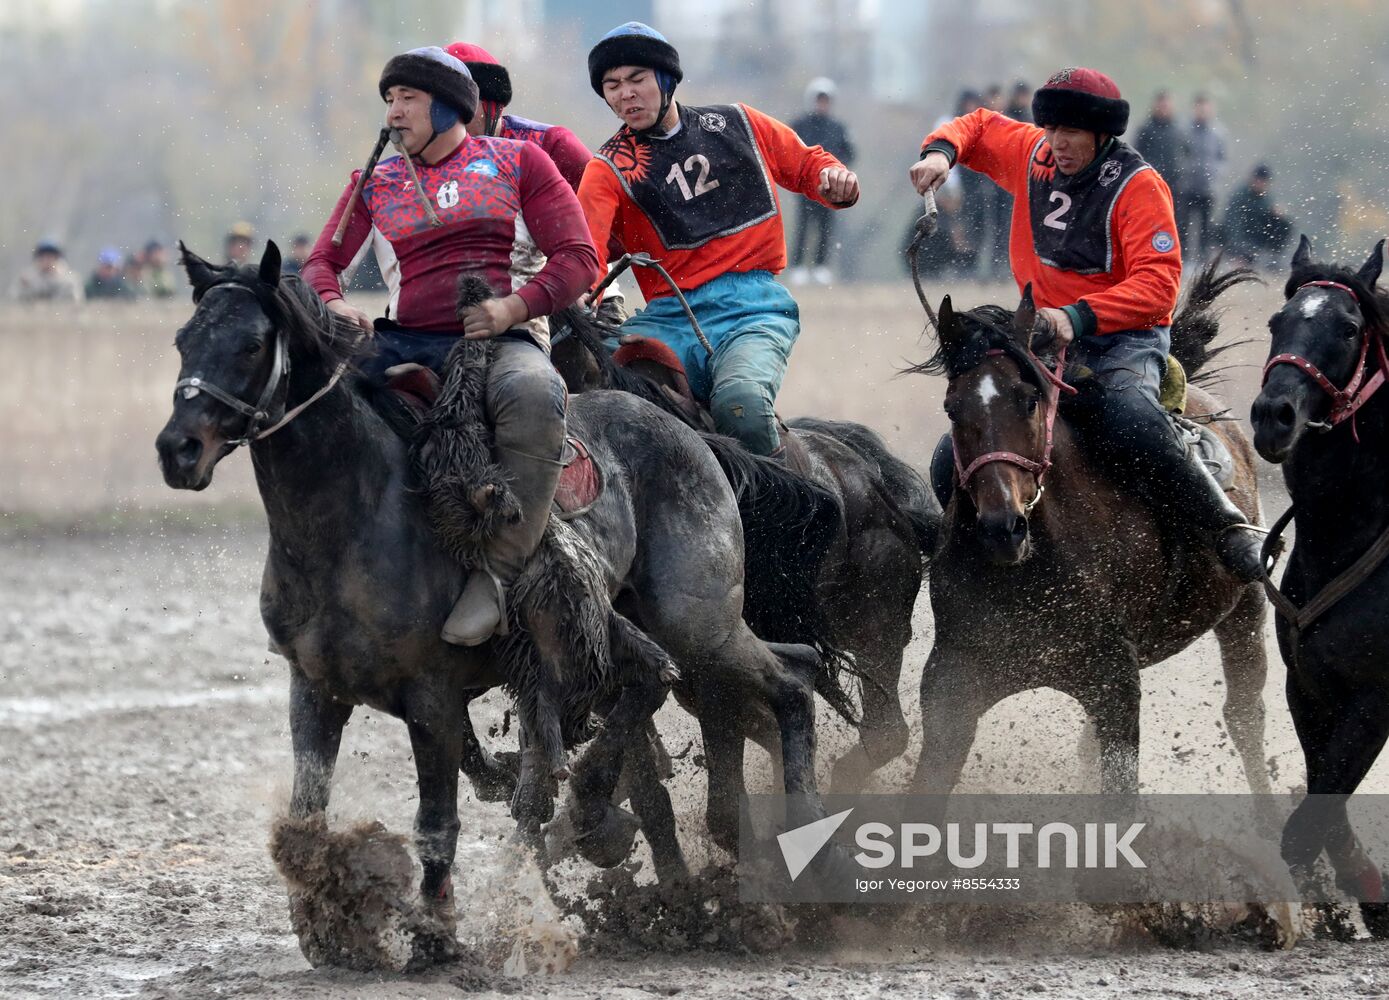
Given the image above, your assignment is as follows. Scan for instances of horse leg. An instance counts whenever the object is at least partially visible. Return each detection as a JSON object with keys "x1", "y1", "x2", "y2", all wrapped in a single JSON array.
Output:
[
  {"x1": 624, "y1": 725, "x2": 690, "y2": 883},
  {"x1": 1285, "y1": 681, "x2": 1389, "y2": 935},
  {"x1": 697, "y1": 691, "x2": 748, "y2": 854},
  {"x1": 288, "y1": 668, "x2": 353, "y2": 818},
  {"x1": 458, "y1": 689, "x2": 517, "y2": 803},
  {"x1": 403, "y1": 690, "x2": 465, "y2": 952},
  {"x1": 912, "y1": 647, "x2": 996, "y2": 795},
  {"x1": 1071, "y1": 648, "x2": 1143, "y2": 794},
  {"x1": 1214, "y1": 584, "x2": 1272, "y2": 795},
  {"x1": 565, "y1": 675, "x2": 668, "y2": 869},
  {"x1": 829, "y1": 595, "x2": 913, "y2": 794}
]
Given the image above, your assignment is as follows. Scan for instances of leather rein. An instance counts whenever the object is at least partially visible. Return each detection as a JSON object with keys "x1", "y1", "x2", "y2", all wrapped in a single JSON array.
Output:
[
  {"x1": 953, "y1": 344, "x2": 1076, "y2": 513},
  {"x1": 173, "y1": 283, "x2": 351, "y2": 450},
  {"x1": 1260, "y1": 278, "x2": 1389, "y2": 643}
]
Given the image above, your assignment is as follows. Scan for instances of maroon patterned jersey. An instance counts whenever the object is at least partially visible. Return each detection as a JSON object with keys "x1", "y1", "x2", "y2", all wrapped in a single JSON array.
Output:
[{"x1": 304, "y1": 134, "x2": 599, "y2": 337}]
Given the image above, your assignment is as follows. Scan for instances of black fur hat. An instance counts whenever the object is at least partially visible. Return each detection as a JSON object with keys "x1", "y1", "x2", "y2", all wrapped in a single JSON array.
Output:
[
  {"x1": 588, "y1": 22, "x2": 683, "y2": 95},
  {"x1": 379, "y1": 46, "x2": 479, "y2": 123},
  {"x1": 1031, "y1": 67, "x2": 1129, "y2": 136}
]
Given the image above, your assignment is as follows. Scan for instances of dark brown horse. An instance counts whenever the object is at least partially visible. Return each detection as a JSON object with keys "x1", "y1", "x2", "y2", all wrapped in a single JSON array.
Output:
[
  {"x1": 551, "y1": 308, "x2": 937, "y2": 791},
  {"x1": 912, "y1": 267, "x2": 1271, "y2": 799},
  {"x1": 1251, "y1": 236, "x2": 1389, "y2": 936}
]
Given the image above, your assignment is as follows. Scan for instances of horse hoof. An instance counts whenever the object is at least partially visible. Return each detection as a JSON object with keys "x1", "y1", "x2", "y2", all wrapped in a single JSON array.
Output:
[
  {"x1": 1362, "y1": 902, "x2": 1389, "y2": 939},
  {"x1": 574, "y1": 804, "x2": 641, "y2": 868}
]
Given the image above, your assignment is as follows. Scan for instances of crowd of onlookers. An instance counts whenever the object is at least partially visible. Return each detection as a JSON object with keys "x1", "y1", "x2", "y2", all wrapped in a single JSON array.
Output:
[
  {"x1": 7, "y1": 223, "x2": 332, "y2": 304},
  {"x1": 908, "y1": 86, "x2": 1294, "y2": 278},
  {"x1": 9, "y1": 84, "x2": 1297, "y2": 303}
]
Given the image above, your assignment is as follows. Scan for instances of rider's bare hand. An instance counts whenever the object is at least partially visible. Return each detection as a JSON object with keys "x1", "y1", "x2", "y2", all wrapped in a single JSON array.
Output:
[
  {"x1": 910, "y1": 151, "x2": 952, "y2": 196},
  {"x1": 327, "y1": 297, "x2": 374, "y2": 335},
  {"x1": 1032, "y1": 307, "x2": 1076, "y2": 352},
  {"x1": 463, "y1": 294, "x2": 529, "y2": 340},
  {"x1": 818, "y1": 167, "x2": 860, "y2": 206}
]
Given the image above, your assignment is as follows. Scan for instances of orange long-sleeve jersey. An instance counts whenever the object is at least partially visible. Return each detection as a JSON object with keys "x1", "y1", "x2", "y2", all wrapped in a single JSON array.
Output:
[
  {"x1": 922, "y1": 109, "x2": 1181, "y2": 336},
  {"x1": 580, "y1": 102, "x2": 855, "y2": 302}
]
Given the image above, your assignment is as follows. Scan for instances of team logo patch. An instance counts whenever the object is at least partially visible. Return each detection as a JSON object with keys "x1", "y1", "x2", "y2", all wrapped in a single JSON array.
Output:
[
  {"x1": 1152, "y1": 230, "x2": 1176, "y2": 253},
  {"x1": 699, "y1": 112, "x2": 727, "y2": 134},
  {"x1": 1099, "y1": 160, "x2": 1122, "y2": 186},
  {"x1": 465, "y1": 159, "x2": 498, "y2": 177}
]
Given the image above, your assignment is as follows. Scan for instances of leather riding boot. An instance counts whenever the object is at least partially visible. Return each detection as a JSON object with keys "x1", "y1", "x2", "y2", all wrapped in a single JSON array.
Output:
[
  {"x1": 1083, "y1": 386, "x2": 1264, "y2": 584},
  {"x1": 441, "y1": 446, "x2": 565, "y2": 646}
]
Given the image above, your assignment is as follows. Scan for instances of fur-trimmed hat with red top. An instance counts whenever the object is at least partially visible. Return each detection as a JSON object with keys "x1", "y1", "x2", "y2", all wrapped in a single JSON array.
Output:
[
  {"x1": 379, "y1": 46, "x2": 479, "y2": 123},
  {"x1": 446, "y1": 42, "x2": 512, "y2": 106},
  {"x1": 1031, "y1": 67, "x2": 1129, "y2": 136}
]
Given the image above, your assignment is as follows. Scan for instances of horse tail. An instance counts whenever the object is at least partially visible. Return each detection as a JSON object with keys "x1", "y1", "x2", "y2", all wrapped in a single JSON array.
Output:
[
  {"x1": 787, "y1": 416, "x2": 941, "y2": 556},
  {"x1": 1170, "y1": 256, "x2": 1260, "y2": 383},
  {"x1": 699, "y1": 432, "x2": 859, "y2": 725}
]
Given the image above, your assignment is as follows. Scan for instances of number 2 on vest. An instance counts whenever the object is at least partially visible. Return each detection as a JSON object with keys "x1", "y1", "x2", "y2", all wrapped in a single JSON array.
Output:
[
  {"x1": 665, "y1": 155, "x2": 721, "y2": 201},
  {"x1": 1044, "y1": 191, "x2": 1071, "y2": 230}
]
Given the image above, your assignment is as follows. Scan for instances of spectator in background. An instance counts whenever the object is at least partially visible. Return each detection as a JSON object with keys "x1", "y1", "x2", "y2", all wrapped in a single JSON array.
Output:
[
  {"x1": 283, "y1": 234, "x2": 312, "y2": 276},
  {"x1": 984, "y1": 83, "x2": 1004, "y2": 113},
  {"x1": 1178, "y1": 94, "x2": 1227, "y2": 262},
  {"x1": 85, "y1": 248, "x2": 136, "y2": 300},
  {"x1": 1134, "y1": 90, "x2": 1182, "y2": 206},
  {"x1": 143, "y1": 240, "x2": 176, "y2": 298},
  {"x1": 1222, "y1": 164, "x2": 1293, "y2": 271},
  {"x1": 225, "y1": 221, "x2": 255, "y2": 266},
  {"x1": 1004, "y1": 81, "x2": 1032, "y2": 122},
  {"x1": 122, "y1": 252, "x2": 146, "y2": 297},
  {"x1": 11, "y1": 239, "x2": 83, "y2": 302},
  {"x1": 789, "y1": 77, "x2": 856, "y2": 285}
]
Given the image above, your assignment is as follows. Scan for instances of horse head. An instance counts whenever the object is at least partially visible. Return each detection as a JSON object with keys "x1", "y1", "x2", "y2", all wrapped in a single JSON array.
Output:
[
  {"x1": 1252, "y1": 235, "x2": 1387, "y2": 462},
  {"x1": 934, "y1": 285, "x2": 1053, "y2": 565}
]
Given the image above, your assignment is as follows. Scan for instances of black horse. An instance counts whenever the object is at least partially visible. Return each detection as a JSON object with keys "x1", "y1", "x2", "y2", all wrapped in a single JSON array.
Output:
[
  {"x1": 1251, "y1": 236, "x2": 1389, "y2": 936},
  {"x1": 155, "y1": 243, "x2": 845, "y2": 958},
  {"x1": 550, "y1": 307, "x2": 938, "y2": 791}
]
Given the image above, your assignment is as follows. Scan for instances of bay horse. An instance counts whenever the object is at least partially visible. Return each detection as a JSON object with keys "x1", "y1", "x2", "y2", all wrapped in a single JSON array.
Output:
[
  {"x1": 911, "y1": 264, "x2": 1272, "y2": 800},
  {"x1": 1250, "y1": 236, "x2": 1389, "y2": 936},
  {"x1": 550, "y1": 307, "x2": 938, "y2": 791},
  {"x1": 155, "y1": 243, "x2": 842, "y2": 956}
]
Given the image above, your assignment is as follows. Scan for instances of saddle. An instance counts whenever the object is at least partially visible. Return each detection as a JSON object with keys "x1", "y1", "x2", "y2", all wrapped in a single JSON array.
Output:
[
  {"x1": 380, "y1": 364, "x2": 603, "y2": 516},
  {"x1": 610, "y1": 337, "x2": 815, "y2": 473}
]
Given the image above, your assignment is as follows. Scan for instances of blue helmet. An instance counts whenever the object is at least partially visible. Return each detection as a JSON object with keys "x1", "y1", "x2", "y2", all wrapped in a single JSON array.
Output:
[{"x1": 588, "y1": 22, "x2": 682, "y2": 96}]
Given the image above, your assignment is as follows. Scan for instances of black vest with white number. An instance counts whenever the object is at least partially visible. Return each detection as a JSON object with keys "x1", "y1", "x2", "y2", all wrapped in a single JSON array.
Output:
[
  {"x1": 1027, "y1": 139, "x2": 1151, "y2": 275},
  {"x1": 595, "y1": 104, "x2": 778, "y2": 251}
]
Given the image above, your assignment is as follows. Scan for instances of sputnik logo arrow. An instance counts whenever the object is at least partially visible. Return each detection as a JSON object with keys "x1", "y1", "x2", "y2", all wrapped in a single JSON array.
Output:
[{"x1": 776, "y1": 808, "x2": 854, "y2": 881}]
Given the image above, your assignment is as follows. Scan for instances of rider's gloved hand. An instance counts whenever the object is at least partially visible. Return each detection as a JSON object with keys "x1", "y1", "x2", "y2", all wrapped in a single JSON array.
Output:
[{"x1": 1031, "y1": 307, "x2": 1075, "y2": 354}]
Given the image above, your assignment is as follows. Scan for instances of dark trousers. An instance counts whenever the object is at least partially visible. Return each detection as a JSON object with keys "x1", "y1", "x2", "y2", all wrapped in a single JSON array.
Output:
[
  {"x1": 1179, "y1": 191, "x2": 1217, "y2": 261},
  {"x1": 792, "y1": 199, "x2": 836, "y2": 268}
]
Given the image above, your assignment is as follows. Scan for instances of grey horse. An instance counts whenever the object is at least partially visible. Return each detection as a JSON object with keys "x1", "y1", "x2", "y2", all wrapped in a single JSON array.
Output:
[{"x1": 155, "y1": 243, "x2": 839, "y2": 956}]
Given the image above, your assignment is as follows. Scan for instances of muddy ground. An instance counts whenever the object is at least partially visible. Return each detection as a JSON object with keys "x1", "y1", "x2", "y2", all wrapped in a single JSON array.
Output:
[{"x1": 4, "y1": 282, "x2": 1389, "y2": 997}]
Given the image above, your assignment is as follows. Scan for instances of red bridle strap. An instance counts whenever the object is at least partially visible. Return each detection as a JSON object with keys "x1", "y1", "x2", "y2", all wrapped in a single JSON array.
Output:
[
  {"x1": 954, "y1": 346, "x2": 1074, "y2": 508},
  {"x1": 1262, "y1": 280, "x2": 1386, "y2": 442}
]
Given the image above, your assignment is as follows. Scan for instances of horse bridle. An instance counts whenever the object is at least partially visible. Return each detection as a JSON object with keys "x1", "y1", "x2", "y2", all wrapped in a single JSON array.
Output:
[
  {"x1": 173, "y1": 283, "x2": 350, "y2": 450},
  {"x1": 1261, "y1": 280, "x2": 1388, "y2": 442},
  {"x1": 953, "y1": 345, "x2": 1075, "y2": 514}
]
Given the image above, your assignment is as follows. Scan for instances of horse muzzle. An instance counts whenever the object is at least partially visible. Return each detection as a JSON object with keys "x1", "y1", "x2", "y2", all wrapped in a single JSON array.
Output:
[
  {"x1": 156, "y1": 418, "x2": 226, "y2": 490},
  {"x1": 1251, "y1": 383, "x2": 1313, "y2": 464},
  {"x1": 977, "y1": 509, "x2": 1030, "y2": 565}
]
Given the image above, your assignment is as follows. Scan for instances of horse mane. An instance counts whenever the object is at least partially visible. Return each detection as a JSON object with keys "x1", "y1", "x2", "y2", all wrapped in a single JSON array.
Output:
[
  {"x1": 1170, "y1": 257, "x2": 1258, "y2": 384},
  {"x1": 1286, "y1": 259, "x2": 1389, "y2": 334},
  {"x1": 180, "y1": 251, "x2": 370, "y2": 372}
]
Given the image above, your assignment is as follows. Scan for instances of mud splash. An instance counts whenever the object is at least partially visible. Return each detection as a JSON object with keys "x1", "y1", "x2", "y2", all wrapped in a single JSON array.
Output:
[
  {"x1": 559, "y1": 864, "x2": 795, "y2": 954},
  {"x1": 269, "y1": 814, "x2": 465, "y2": 971}
]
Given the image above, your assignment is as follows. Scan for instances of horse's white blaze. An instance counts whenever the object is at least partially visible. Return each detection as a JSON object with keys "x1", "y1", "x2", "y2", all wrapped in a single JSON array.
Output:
[
  {"x1": 1300, "y1": 291, "x2": 1330, "y2": 319},
  {"x1": 977, "y1": 373, "x2": 1000, "y2": 407}
]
